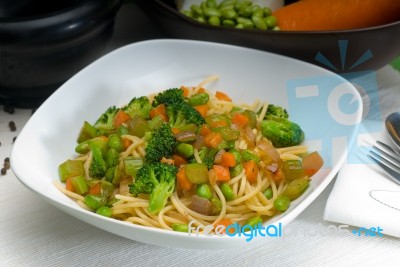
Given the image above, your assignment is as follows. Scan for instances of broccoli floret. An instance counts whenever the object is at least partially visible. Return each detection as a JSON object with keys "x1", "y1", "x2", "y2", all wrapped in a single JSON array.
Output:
[
  {"x1": 94, "y1": 106, "x2": 119, "y2": 132},
  {"x1": 89, "y1": 142, "x2": 108, "y2": 178},
  {"x1": 145, "y1": 123, "x2": 177, "y2": 162},
  {"x1": 166, "y1": 102, "x2": 206, "y2": 129},
  {"x1": 129, "y1": 162, "x2": 178, "y2": 214},
  {"x1": 152, "y1": 88, "x2": 185, "y2": 107},
  {"x1": 260, "y1": 115, "x2": 304, "y2": 148},
  {"x1": 264, "y1": 104, "x2": 289, "y2": 119},
  {"x1": 123, "y1": 96, "x2": 152, "y2": 119}
]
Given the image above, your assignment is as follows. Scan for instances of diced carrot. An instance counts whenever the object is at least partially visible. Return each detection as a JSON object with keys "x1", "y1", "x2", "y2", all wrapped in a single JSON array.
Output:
[
  {"x1": 122, "y1": 138, "x2": 133, "y2": 150},
  {"x1": 231, "y1": 112, "x2": 249, "y2": 127},
  {"x1": 197, "y1": 87, "x2": 206, "y2": 93},
  {"x1": 172, "y1": 154, "x2": 188, "y2": 168},
  {"x1": 181, "y1": 86, "x2": 190, "y2": 97},
  {"x1": 215, "y1": 91, "x2": 232, "y2": 102},
  {"x1": 65, "y1": 177, "x2": 75, "y2": 192},
  {"x1": 243, "y1": 160, "x2": 258, "y2": 183},
  {"x1": 210, "y1": 120, "x2": 228, "y2": 128},
  {"x1": 113, "y1": 110, "x2": 131, "y2": 128},
  {"x1": 204, "y1": 132, "x2": 223, "y2": 149},
  {"x1": 212, "y1": 164, "x2": 230, "y2": 182},
  {"x1": 214, "y1": 218, "x2": 234, "y2": 234},
  {"x1": 273, "y1": 0, "x2": 400, "y2": 31},
  {"x1": 176, "y1": 166, "x2": 193, "y2": 191},
  {"x1": 220, "y1": 152, "x2": 236, "y2": 167},
  {"x1": 272, "y1": 168, "x2": 285, "y2": 182},
  {"x1": 199, "y1": 124, "x2": 211, "y2": 136},
  {"x1": 150, "y1": 104, "x2": 168, "y2": 122},
  {"x1": 171, "y1": 127, "x2": 181, "y2": 135},
  {"x1": 194, "y1": 104, "x2": 209, "y2": 118},
  {"x1": 89, "y1": 182, "x2": 101, "y2": 195}
]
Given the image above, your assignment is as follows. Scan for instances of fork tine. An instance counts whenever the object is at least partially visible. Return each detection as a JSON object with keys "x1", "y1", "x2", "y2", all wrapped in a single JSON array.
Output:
[
  {"x1": 368, "y1": 151, "x2": 400, "y2": 185},
  {"x1": 376, "y1": 140, "x2": 400, "y2": 156},
  {"x1": 371, "y1": 144, "x2": 400, "y2": 167}
]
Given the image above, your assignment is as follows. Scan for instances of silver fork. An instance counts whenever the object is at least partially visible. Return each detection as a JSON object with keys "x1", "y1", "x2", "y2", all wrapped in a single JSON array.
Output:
[{"x1": 368, "y1": 141, "x2": 400, "y2": 185}]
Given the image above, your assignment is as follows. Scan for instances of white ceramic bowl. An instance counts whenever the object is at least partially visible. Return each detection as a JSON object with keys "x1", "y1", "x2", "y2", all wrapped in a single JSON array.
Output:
[{"x1": 11, "y1": 39, "x2": 362, "y2": 249}]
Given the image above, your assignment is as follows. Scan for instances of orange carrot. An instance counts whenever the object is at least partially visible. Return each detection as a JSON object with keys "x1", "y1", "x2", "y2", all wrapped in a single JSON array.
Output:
[
  {"x1": 204, "y1": 132, "x2": 223, "y2": 149},
  {"x1": 194, "y1": 104, "x2": 209, "y2": 118},
  {"x1": 231, "y1": 112, "x2": 249, "y2": 127},
  {"x1": 122, "y1": 138, "x2": 133, "y2": 150},
  {"x1": 214, "y1": 218, "x2": 234, "y2": 234},
  {"x1": 150, "y1": 104, "x2": 168, "y2": 122},
  {"x1": 212, "y1": 164, "x2": 231, "y2": 182},
  {"x1": 220, "y1": 152, "x2": 236, "y2": 167},
  {"x1": 210, "y1": 120, "x2": 228, "y2": 128},
  {"x1": 65, "y1": 177, "x2": 75, "y2": 192},
  {"x1": 180, "y1": 86, "x2": 190, "y2": 97},
  {"x1": 172, "y1": 154, "x2": 188, "y2": 168},
  {"x1": 199, "y1": 124, "x2": 211, "y2": 136},
  {"x1": 113, "y1": 110, "x2": 131, "y2": 128},
  {"x1": 215, "y1": 91, "x2": 232, "y2": 102},
  {"x1": 272, "y1": 168, "x2": 285, "y2": 182},
  {"x1": 89, "y1": 182, "x2": 101, "y2": 195},
  {"x1": 197, "y1": 87, "x2": 206, "y2": 93},
  {"x1": 273, "y1": 0, "x2": 400, "y2": 31},
  {"x1": 243, "y1": 160, "x2": 258, "y2": 183},
  {"x1": 177, "y1": 166, "x2": 192, "y2": 191},
  {"x1": 171, "y1": 127, "x2": 181, "y2": 135}
]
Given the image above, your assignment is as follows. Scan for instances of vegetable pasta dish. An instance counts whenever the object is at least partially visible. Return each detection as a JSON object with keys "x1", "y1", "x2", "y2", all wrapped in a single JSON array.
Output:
[{"x1": 56, "y1": 77, "x2": 323, "y2": 234}]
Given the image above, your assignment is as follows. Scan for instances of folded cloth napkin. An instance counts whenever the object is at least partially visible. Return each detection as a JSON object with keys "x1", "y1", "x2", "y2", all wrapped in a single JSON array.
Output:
[{"x1": 324, "y1": 65, "x2": 400, "y2": 238}]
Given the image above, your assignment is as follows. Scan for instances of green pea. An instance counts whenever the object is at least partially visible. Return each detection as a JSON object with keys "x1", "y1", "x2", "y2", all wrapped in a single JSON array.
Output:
[
  {"x1": 237, "y1": 5, "x2": 253, "y2": 17},
  {"x1": 210, "y1": 196, "x2": 222, "y2": 214},
  {"x1": 245, "y1": 216, "x2": 262, "y2": 227},
  {"x1": 252, "y1": 15, "x2": 267, "y2": 30},
  {"x1": 235, "y1": 24, "x2": 244, "y2": 29},
  {"x1": 220, "y1": 182, "x2": 235, "y2": 201},
  {"x1": 196, "y1": 16, "x2": 207, "y2": 24},
  {"x1": 222, "y1": 19, "x2": 236, "y2": 27},
  {"x1": 219, "y1": 0, "x2": 236, "y2": 9},
  {"x1": 181, "y1": 10, "x2": 193, "y2": 18},
  {"x1": 203, "y1": 7, "x2": 221, "y2": 18},
  {"x1": 241, "y1": 150, "x2": 260, "y2": 163},
  {"x1": 263, "y1": 7, "x2": 272, "y2": 16},
  {"x1": 172, "y1": 223, "x2": 189, "y2": 233},
  {"x1": 208, "y1": 16, "x2": 221, "y2": 26},
  {"x1": 265, "y1": 15, "x2": 277, "y2": 28},
  {"x1": 229, "y1": 149, "x2": 241, "y2": 162},
  {"x1": 274, "y1": 195, "x2": 291, "y2": 212},
  {"x1": 105, "y1": 148, "x2": 119, "y2": 167},
  {"x1": 176, "y1": 143, "x2": 194, "y2": 158},
  {"x1": 219, "y1": 4, "x2": 235, "y2": 11},
  {"x1": 206, "y1": 0, "x2": 217, "y2": 8},
  {"x1": 96, "y1": 206, "x2": 113, "y2": 217},
  {"x1": 263, "y1": 187, "x2": 273, "y2": 199},
  {"x1": 188, "y1": 92, "x2": 209, "y2": 106},
  {"x1": 252, "y1": 8, "x2": 264, "y2": 18},
  {"x1": 84, "y1": 194, "x2": 107, "y2": 210},
  {"x1": 196, "y1": 183, "x2": 213, "y2": 200},
  {"x1": 117, "y1": 125, "x2": 129, "y2": 136}
]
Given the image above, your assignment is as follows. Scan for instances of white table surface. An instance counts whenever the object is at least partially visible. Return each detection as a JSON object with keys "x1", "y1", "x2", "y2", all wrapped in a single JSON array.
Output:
[{"x1": 2, "y1": 3, "x2": 400, "y2": 267}]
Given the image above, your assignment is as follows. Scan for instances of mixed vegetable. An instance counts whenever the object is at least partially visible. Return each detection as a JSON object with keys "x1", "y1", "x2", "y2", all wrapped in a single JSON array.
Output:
[{"x1": 58, "y1": 86, "x2": 323, "y2": 231}]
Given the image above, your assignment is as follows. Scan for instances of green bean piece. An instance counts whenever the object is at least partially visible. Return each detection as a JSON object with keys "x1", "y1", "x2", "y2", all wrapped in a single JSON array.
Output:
[
  {"x1": 117, "y1": 125, "x2": 129, "y2": 136},
  {"x1": 84, "y1": 194, "x2": 107, "y2": 210},
  {"x1": 283, "y1": 177, "x2": 310, "y2": 200},
  {"x1": 282, "y1": 160, "x2": 305, "y2": 181},
  {"x1": 245, "y1": 216, "x2": 262, "y2": 227},
  {"x1": 108, "y1": 133, "x2": 124, "y2": 152},
  {"x1": 252, "y1": 8, "x2": 264, "y2": 18},
  {"x1": 263, "y1": 187, "x2": 273, "y2": 200},
  {"x1": 263, "y1": 7, "x2": 272, "y2": 16},
  {"x1": 191, "y1": 5, "x2": 203, "y2": 17},
  {"x1": 106, "y1": 148, "x2": 119, "y2": 167},
  {"x1": 203, "y1": 7, "x2": 221, "y2": 18},
  {"x1": 220, "y1": 182, "x2": 235, "y2": 201},
  {"x1": 172, "y1": 223, "x2": 189, "y2": 233},
  {"x1": 241, "y1": 150, "x2": 260, "y2": 163},
  {"x1": 229, "y1": 148, "x2": 241, "y2": 162},
  {"x1": 219, "y1": 0, "x2": 236, "y2": 8},
  {"x1": 219, "y1": 4, "x2": 235, "y2": 11},
  {"x1": 208, "y1": 15, "x2": 221, "y2": 26},
  {"x1": 176, "y1": 143, "x2": 194, "y2": 158},
  {"x1": 124, "y1": 156, "x2": 144, "y2": 177},
  {"x1": 265, "y1": 15, "x2": 277, "y2": 28},
  {"x1": 96, "y1": 206, "x2": 113, "y2": 217},
  {"x1": 105, "y1": 166, "x2": 122, "y2": 185},
  {"x1": 236, "y1": 17, "x2": 254, "y2": 29},
  {"x1": 196, "y1": 16, "x2": 207, "y2": 23},
  {"x1": 274, "y1": 195, "x2": 291, "y2": 212},
  {"x1": 188, "y1": 92, "x2": 210, "y2": 106},
  {"x1": 196, "y1": 183, "x2": 213, "y2": 200},
  {"x1": 77, "y1": 121, "x2": 98, "y2": 143},
  {"x1": 237, "y1": 5, "x2": 253, "y2": 17},
  {"x1": 235, "y1": 24, "x2": 244, "y2": 29}
]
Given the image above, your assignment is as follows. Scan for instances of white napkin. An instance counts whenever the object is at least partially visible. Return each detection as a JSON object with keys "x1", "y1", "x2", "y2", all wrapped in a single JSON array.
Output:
[{"x1": 324, "y1": 66, "x2": 400, "y2": 238}]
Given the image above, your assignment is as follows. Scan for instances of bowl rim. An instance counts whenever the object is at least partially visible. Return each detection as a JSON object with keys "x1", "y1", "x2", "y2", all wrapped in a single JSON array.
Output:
[{"x1": 150, "y1": 0, "x2": 400, "y2": 35}]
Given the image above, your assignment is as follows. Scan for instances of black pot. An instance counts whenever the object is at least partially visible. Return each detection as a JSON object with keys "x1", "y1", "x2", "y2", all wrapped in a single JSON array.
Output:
[{"x1": 0, "y1": 0, "x2": 122, "y2": 108}]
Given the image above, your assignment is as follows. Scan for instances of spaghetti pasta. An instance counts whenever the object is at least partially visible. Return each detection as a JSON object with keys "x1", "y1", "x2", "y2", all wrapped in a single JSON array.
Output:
[{"x1": 56, "y1": 77, "x2": 323, "y2": 235}]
